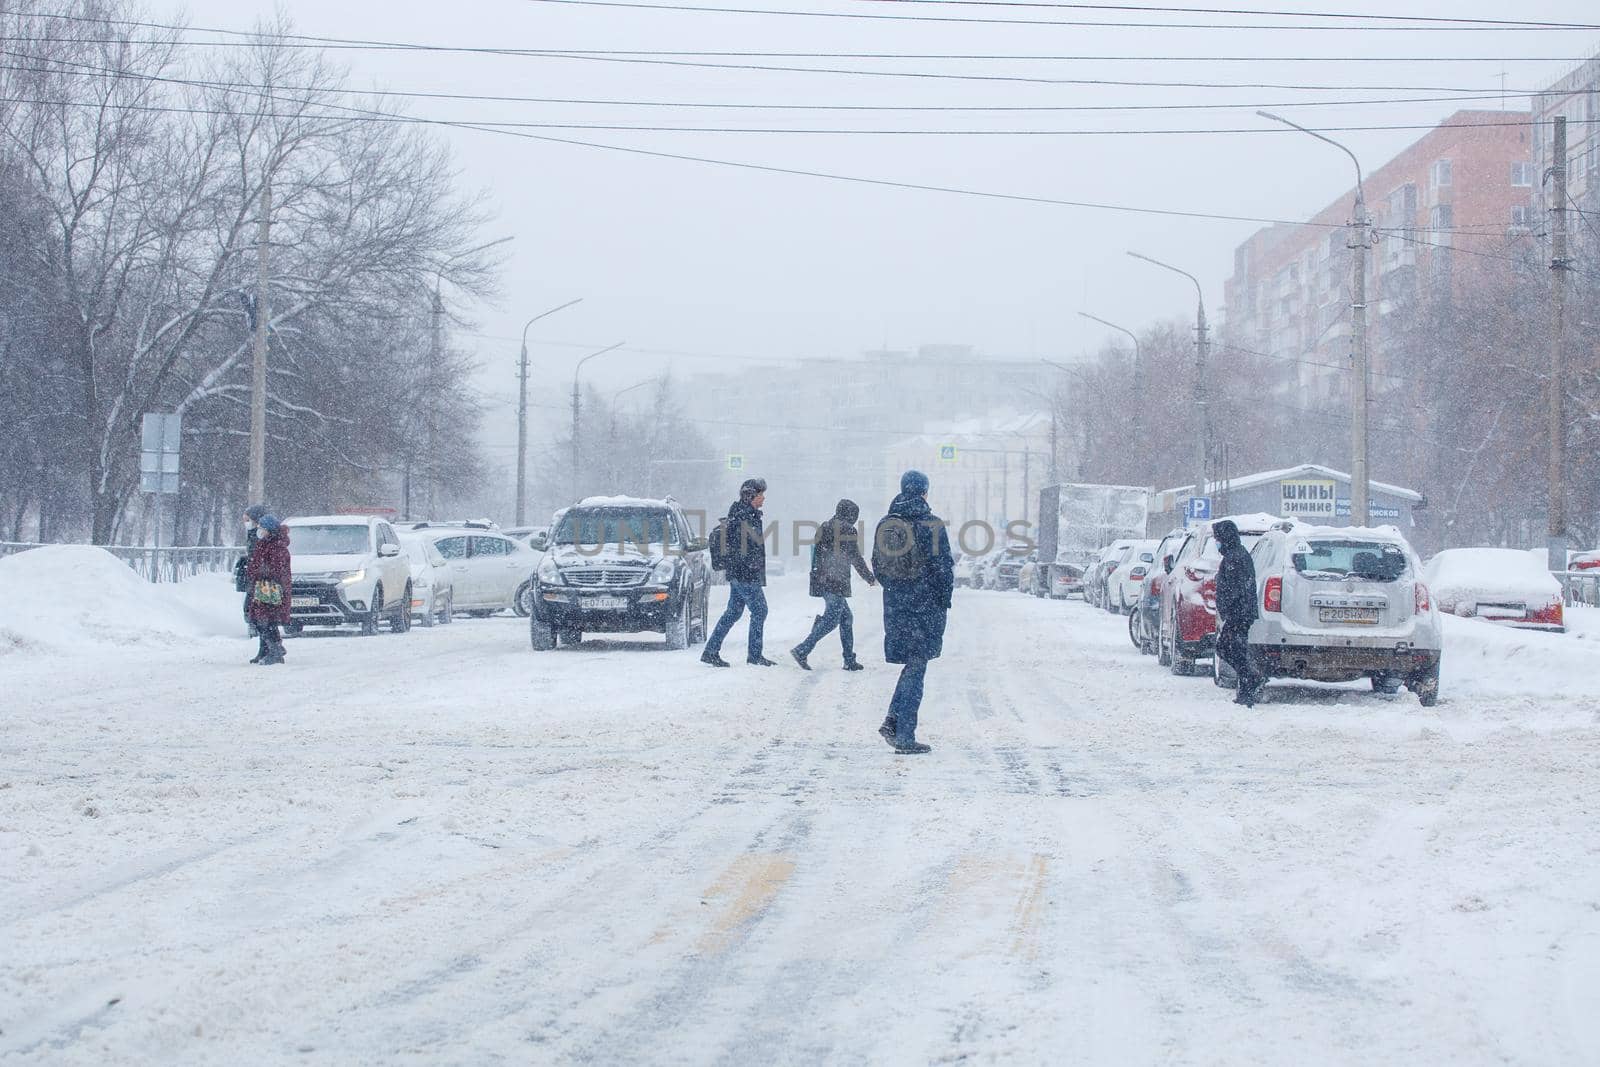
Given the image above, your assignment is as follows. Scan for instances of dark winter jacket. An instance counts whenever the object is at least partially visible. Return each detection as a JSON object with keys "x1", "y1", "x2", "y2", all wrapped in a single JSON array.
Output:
[
  {"x1": 245, "y1": 527, "x2": 293, "y2": 625},
  {"x1": 233, "y1": 525, "x2": 261, "y2": 593},
  {"x1": 721, "y1": 499, "x2": 767, "y2": 586},
  {"x1": 809, "y1": 500, "x2": 875, "y2": 598},
  {"x1": 873, "y1": 492, "x2": 955, "y2": 664},
  {"x1": 1212, "y1": 519, "x2": 1259, "y2": 628}
]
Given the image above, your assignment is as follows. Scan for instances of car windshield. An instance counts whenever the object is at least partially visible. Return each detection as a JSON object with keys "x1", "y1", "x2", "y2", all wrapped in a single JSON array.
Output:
[
  {"x1": 291, "y1": 524, "x2": 370, "y2": 555},
  {"x1": 554, "y1": 508, "x2": 677, "y2": 548},
  {"x1": 1293, "y1": 540, "x2": 1408, "y2": 582}
]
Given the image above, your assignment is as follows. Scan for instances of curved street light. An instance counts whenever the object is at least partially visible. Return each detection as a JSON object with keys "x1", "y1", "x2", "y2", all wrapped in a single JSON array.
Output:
[
  {"x1": 571, "y1": 342, "x2": 627, "y2": 500},
  {"x1": 515, "y1": 298, "x2": 584, "y2": 524},
  {"x1": 1257, "y1": 109, "x2": 1372, "y2": 525},
  {"x1": 1127, "y1": 250, "x2": 1210, "y2": 506}
]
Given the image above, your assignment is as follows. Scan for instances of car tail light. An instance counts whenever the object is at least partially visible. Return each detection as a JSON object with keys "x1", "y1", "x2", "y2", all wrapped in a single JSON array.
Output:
[
  {"x1": 1131, "y1": 566, "x2": 1147, "y2": 580},
  {"x1": 1263, "y1": 576, "x2": 1282, "y2": 613},
  {"x1": 1414, "y1": 582, "x2": 1430, "y2": 614},
  {"x1": 1527, "y1": 600, "x2": 1565, "y2": 628},
  {"x1": 1185, "y1": 565, "x2": 1208, "y2": 583}
]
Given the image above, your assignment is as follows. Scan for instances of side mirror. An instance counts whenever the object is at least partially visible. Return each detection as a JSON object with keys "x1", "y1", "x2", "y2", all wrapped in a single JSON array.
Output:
[
  {"x1": 379, "y1": 543, "x2": 401, "y2": 558},
  {"x1": 686, "y1": 538, "x2": 708, "y2": 554},
  {"x1": 530, "y1": 532, "x2": 550, "y2": 552},
  {"x1": 1163, "y1": 554, "x2": 1175, "y2": 574}
]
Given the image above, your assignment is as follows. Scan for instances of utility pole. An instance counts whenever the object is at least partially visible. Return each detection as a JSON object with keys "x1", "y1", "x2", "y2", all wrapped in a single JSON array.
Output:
[
  {"x1": 1548, "y1": 115, "x2": 1570, "y2": 572},
  {"x1": 1048, "y1": 407, "x2": 1059, "y2": 485},
  {"x1": 247, "y1": 175, "x2": 271, "y2": 504},
  {"x1": 426, "y1": 283, "x2": 442, "y2": 518},
  {"x1": 1350, "y1": 185, "x2": 1372, "y2": 527}
]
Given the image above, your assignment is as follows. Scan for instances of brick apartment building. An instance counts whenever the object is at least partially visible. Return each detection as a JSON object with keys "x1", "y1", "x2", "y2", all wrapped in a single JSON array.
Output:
[{"x1": 1222, "y1": 110, "x2": 1533, "y2": 405}]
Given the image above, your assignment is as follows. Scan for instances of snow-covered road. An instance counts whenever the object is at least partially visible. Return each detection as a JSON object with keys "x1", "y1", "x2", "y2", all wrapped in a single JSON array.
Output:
[{"x1": 4, "y1": 571, "x2": 1600, "y2": 1064}]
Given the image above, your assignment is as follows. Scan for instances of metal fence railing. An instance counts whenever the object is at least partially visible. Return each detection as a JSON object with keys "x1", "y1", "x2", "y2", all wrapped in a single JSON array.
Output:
[
  {"x1": 0, "y1": 542, "x2": 243, "y2": 584},
  {"x1": 1560, "y1": 570, "x2": 1599, "y2": 608}
]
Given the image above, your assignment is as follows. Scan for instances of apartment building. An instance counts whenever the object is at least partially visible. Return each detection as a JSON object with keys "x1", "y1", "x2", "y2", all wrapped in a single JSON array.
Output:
[
  {"x1": 1532, "y1": 55, "x2": 1600, "y2": 238},
  {"x1": 1222, "y1": 111, "x2": 1533, "y2": 406}
]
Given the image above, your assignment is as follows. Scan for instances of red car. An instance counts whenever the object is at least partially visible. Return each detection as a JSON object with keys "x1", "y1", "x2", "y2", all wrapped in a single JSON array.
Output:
[{"x1": 1156, "y1": 514, "x2": 1278, "y2": 675}]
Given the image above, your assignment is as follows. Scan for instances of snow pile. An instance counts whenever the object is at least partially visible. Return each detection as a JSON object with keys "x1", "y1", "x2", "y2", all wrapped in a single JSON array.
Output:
[
  {"x1": 1440, "y1": 605, "x2": 1597, "y2": 703},
  {"x1": 1423, "y1": 547, "x2": 1560, "y2": 607},
  {"x1": 0, "y1": 546, "x2": 242, "y2": 657}
]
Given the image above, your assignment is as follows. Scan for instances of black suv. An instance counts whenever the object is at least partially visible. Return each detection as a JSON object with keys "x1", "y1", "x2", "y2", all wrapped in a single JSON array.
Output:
[{"x1": 528, "y1": 497, "x2": 711, "y2": 650}]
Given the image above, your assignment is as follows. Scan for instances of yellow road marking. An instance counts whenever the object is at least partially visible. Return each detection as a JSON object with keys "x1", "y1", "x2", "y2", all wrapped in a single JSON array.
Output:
[{"x1": 696, "y1": 853, "x2": 796, "y2": 954}]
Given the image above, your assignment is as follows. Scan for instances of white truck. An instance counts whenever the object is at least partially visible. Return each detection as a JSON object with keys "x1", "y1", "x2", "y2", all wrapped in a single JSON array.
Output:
[{"x1": 1034, "y1": 483, "x2": 1151, "y2": 598}]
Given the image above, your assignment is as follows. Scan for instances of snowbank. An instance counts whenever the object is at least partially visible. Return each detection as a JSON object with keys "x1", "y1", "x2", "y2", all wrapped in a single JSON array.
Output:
[
  {"x1": 0, "y1": 546, "x2": 243, "y2": 658},
  {"x1": 1440, "y1": 605, "x2": 1597, "y2": 704}
]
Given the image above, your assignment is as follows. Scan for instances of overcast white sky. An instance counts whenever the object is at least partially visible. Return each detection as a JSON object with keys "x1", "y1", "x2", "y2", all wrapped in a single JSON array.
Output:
[{"x1": 165, "y1": 0, "x2": 1600, "y2": 415}]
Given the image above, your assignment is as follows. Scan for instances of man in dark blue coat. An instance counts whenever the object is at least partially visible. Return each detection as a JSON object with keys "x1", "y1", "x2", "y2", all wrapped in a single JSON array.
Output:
[
  {"x1": 702, "y1": 478, "x2": 776, "y2": 667},
  {"x1": 791, "y1": 498, "x2": 876, "y2": 672},
  {"x1": 871, "y1": 470, "x2": 954, "y2": 755},
  {"x1": 1212, "y1": 518, "x2": 1264, "y2": 706}
]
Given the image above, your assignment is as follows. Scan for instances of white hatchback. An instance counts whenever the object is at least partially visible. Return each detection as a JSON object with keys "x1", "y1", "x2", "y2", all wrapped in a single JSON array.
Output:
[
  {"x1": 1237, "y1": 521, "x2": 1442, "y2": 705},
  {"x1": 424, "y1": 530, "x2": 541, "y2": 617}
]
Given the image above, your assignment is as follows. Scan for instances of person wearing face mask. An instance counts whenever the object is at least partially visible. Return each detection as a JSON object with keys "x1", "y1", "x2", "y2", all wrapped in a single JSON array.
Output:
[
  {"x1": 245, "y1": 514, "x2": 292, "y2": 665},
  {"x1": 234, "y1": 504, "x2": 269, "y2": 640}
]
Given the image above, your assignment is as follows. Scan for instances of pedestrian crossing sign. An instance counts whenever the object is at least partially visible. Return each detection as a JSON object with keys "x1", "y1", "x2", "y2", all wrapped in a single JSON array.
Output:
[
  {"x1": 728, "y1": 454, "x2": 744, "y2": 471},
  {"x1": 939, "y1": 445, "x2": 957, "y2": 462}
]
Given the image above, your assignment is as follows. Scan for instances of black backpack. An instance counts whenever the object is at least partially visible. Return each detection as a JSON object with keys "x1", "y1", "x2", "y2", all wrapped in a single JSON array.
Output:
[
  {"x1": 708, "y1": 517, "x2": 731, "y2": 571},
  {"x1": 873, "y1": 516, "x2": 925, "y2": 583}
]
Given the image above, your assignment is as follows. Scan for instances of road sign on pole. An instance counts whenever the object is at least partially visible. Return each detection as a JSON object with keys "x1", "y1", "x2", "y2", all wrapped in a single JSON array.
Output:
[
  {"x1": 1185, "y1": 496, "x2": 1212, "y2": 522},
  {"x1": 939, "y1": 444, "x2": 958, "y2": 462},
  {"x1": 727, "y1": 454, "x2": 744, "y2": 471},
  {"x1": 140, "y1": 413, "x2": 182, "y2": 552}
]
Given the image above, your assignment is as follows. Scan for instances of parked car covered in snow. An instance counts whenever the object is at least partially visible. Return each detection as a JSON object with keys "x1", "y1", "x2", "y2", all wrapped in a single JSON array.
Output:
[
  {"x1": 423, "y1": 529, "x2": 542, "y2": 617},
  {"x1": 1233, "y1": 522, "x2": 1442, "y2": 704},
  {"x1": 953, "y1": 551, "x2": 978, "y2": 589},
  {"x1": 398, "y1": 532, "x2": 455, "y2": 627},
  {"x1": 529, "y1": 496, "x2": 711, "y2": 650},
  {"x1": 1156, "y1": 514, "x2": 1277, "y2": 675},
  {"x1": 1107, "y1": 538, "x2": 1160, "y2": 614},
  {"x1": 1131, "y1": 530, "x2": 1185, "y2": 655},
  {"x1": 1423, "y1": 548, "x2": 1565, "y2": 633},
  {"x1": 1086, "y1": 540, "x2": 1136, "y2": 610},
  {"x1": 284, "y1": 515, "x2": 414, "y2": 636}
]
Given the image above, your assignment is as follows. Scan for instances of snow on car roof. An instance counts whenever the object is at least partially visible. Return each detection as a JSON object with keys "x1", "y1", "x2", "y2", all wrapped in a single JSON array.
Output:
[
  {"x1": 1270, "y1": 521, "x2": 1411, "y2": 542},
  {"x1": 573, "y1": 495, "x2": 672, "y2": 509},
  {"x1": 1159, "y1": 463, "x2": 1423, "y2": 503},
  {"x1": 285, "y1": 514, "x2": 378, "y2": 526},
  {"x1": 1204, "y1": 512, "x2": 1282, "y2": 534},
  {"x1": 1425, "y1": 548, "x2": 1561, "y2": 598}
]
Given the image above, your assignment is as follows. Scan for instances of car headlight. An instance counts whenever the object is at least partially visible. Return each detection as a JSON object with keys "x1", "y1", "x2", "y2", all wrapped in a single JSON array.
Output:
[
  {"x1": 537, "y1": 556, "x2": 564, "y2": 585},
  {"x1": 338, "y1": 568, "x2": 366, "y2": 585},
  {"x1": 650, "y1": 558, "x2": 676, "y2": 584}
]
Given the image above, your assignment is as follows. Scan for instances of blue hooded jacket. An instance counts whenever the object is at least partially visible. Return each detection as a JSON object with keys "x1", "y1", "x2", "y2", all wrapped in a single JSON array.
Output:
[{"x1": 872, "y1": 491, "x2": 954, "y2": 664}]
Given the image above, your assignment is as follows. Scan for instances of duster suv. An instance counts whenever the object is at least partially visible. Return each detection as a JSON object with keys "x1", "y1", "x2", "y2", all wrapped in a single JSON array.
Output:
[
  {"x1": 1232, "y1": 521, "x2": 1442, "y2": 705},
  {"x1": 529, "y1": 497, "x2": 711, "y2": 651},
  {"x1": 283, "y1": 515, "x2": 414, "y2": 635}
]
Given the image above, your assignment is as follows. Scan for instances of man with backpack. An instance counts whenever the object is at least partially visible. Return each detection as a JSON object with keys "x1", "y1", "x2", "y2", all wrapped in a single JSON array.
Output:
[
  {"x1": 702, "y1": 478, "x2": 776, "y2": 668},
  {"x1": 790, "y1": 498, "x2": 876, "y2": 671},
  {"x1": 871, "y1": 470, "x2": 954, "y2": 755}
]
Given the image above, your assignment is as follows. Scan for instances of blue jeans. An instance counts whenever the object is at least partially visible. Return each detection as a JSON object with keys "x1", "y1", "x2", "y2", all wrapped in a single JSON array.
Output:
[
  {"x1": 707, "y1": 580, "x2": 767, "y2": 660},
  {"x1": 794, "y1": 593, "x2": 854, "y2": 661},
  {"x1": 885, "y1": 656, "x2": 928, "y2": 745}
]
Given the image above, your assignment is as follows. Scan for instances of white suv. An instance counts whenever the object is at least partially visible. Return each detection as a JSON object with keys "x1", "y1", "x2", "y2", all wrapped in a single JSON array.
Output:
[
  {"x1": 1234, "y1": 521, "x2": 1442, "y2": 706},
  {"x1": 284, "y1": 515, "x2": 414, "y2": 635}
]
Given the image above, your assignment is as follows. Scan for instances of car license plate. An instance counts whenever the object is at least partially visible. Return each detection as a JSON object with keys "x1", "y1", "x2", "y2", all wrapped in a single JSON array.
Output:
[
  {"x1": 1319, "y1": 607, "x2": 1380, "y2": 624},
  {"x1": 291, "y1": 596, "x2": 318, "y2": 608},
  {"x1": 586, "y1": 596, "x2": 627, "y2": 610}
]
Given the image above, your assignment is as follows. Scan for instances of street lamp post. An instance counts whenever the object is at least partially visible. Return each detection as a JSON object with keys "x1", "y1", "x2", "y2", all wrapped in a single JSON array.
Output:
[
  {"x1": 570, "y1": 342, "x2": 627, "y2": 501},
  {"x1": 1078, "y1": 311, "x2": 1145, "y2": 478},
  {"x1": 516, "y1": 298, "x2": 583, "y2": 525},
  {"x1": 1258, "y1": 110, "x2": 1372, "y2": 526},
  {"x1": 608, "y1": 376, "x2": 662, "y2": 488},
  {"x1": 1127, "y1": 252, "x2": 1210, "y2": 510}
]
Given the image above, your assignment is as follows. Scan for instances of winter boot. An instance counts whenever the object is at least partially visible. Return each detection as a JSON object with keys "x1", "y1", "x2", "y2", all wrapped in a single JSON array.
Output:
[
  {"x1": 701, "y1": 651, "x2": 731, "y2": 668},
  {"x1": 251, "y1": 636, "x2": 270, "y2": 664},
  {"x1": 842, "y1": 658, "x2": 865, "y2": 672},
  {"x1": 893, "y1": 741, "x2": 932, "y2": 755},
  {"x1": 747, "y1": 655, "x2": 777, "y2": 667},
  {"x1": 878, "y1": 720, "x2": 897, "y2": 746},
  {"x1": 790, "y1": 647, "x2": 811, "y2": 671}
]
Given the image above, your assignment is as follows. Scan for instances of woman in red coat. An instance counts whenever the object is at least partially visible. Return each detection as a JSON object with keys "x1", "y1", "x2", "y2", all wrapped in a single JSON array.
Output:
[{"x1": 245, "y1": 515, "x2": 292, "y2": 665}]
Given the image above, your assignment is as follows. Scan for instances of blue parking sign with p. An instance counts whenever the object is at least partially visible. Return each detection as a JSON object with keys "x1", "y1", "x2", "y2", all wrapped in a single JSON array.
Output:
[{"x1": 1186, "y1": 497, "x2": 1212, "y2": 520}]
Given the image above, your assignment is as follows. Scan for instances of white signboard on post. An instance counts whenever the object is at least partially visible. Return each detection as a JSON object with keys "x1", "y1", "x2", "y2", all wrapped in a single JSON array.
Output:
[
  {"x1": 1280, "y1": 478, "x2": 1336, "y2": 518},
  {"x1": 140, "y1": 413, "x2": 182, "y2": 494}
]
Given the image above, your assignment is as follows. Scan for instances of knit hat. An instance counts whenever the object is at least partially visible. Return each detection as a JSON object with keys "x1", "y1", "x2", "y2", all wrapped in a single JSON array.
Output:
[
  {"x1": 244, "y1": 504, "x2": 269, "y2": 522},
  {"x1": 739, "y1": 477, "x2": 767, "y2": 502},
  {"x1": 257, "y1": 514, "x2": 282, "y2": 535},
  {"x1": 900, "y1": 470, "x2": 930, "y2": 497}
]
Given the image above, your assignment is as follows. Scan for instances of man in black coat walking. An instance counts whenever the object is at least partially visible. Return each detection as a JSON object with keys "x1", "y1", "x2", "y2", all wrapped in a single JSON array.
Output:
[
  {"x1": 702, "y1": 478, "x2": 776, "y2": 668},
  {"x1": 872, "y1": 470, "x2": 954, "y2": 755},
  {"x1": 1212, "y1": 518, "x2": 1264, "y2": 706},
  {"x1": 790, "y1": 499, "x2": 876, "y2": 671}
]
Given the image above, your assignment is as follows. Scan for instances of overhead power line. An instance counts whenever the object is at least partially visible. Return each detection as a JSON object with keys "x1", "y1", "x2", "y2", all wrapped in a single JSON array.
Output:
[
  {"x1": 856, "y1": 1, "x2": 1600, "y2": 30},
  {"x1": 524, "y1": 0, "x2": 1600, "y2": 31}
]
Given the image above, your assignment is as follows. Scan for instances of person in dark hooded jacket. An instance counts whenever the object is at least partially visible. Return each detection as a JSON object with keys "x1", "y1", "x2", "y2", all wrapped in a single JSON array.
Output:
[
  {"x1": 1212, "y1": 518, "x2": 1263, "y2": 705},
  {"x1": 871, "y1": 470, "x2": 954, "y2": 754},
  {"x1": 245, "y1": 515, "x2": 292, "y2": 665},
  {"x1": 702, "y1": 478, "x2": 775, "y2": 667},
  {"x1": 790, "y1": 499, "x2": 876, "y2": 671}
]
